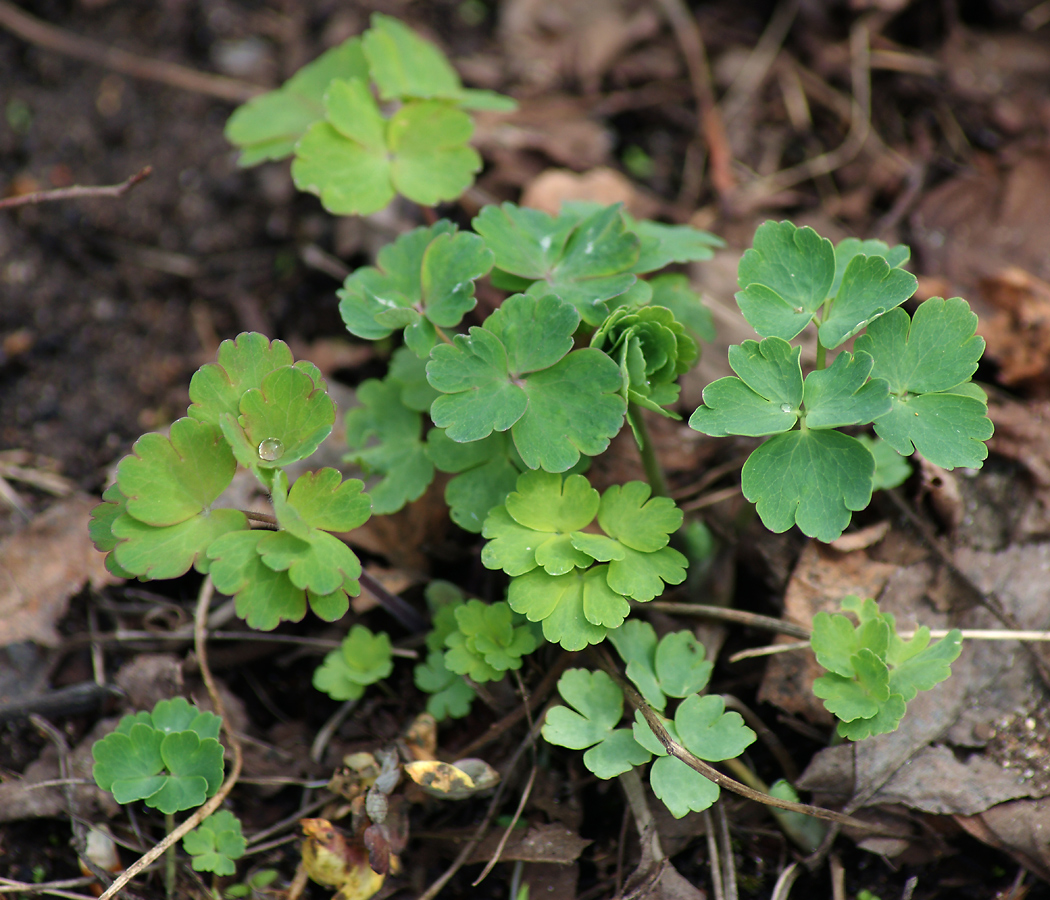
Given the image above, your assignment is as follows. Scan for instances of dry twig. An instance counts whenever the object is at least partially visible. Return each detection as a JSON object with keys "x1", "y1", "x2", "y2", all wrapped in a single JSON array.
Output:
[
  {"x1": 0, "y1": 167, "x2": 152, "y2": 211},
  {"x1": 0, "y1": 2, "x2": 261, "y2": 102}
]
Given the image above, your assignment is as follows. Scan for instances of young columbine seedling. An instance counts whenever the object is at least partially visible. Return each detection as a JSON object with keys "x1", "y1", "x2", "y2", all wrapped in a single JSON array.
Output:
[
  {"x1": 227, "y1": 15, "x2": 515, "y2": 214},
  {"x1": 313, "y1": 625, "x2": 394, "y2": 701},
  {"x1": 542, "y1": 655, "x2": 756, "y2": 819},
  {"x1": 92, "y1": 698, "x2": 225, "y2": 815},
  {"x1": 688, "y1": 221, "x2": 993, "y2": 541},
  {"x1": 482, "y1": 472, "x2": 686, "y2": 649},
  {"x1": 413, "y1": 582, "x2": 477, "y2": 721},
  {"x1": 182, "y1": 810, "x2": 246, "y2": 876},
  {"x1": 442, "y1": 599, "x2": 540, "y2": 682},
  {"x1": 810, "y1": 596, "x2": 963, "y2": 739}
]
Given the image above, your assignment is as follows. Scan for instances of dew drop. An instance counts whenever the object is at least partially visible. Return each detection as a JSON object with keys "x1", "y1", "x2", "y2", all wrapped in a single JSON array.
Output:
[
  {"x1": 780, "y1": 404, "x2": 793, "y2": 413},
  {"x1": 257, "y1": 437, "x2": 284, "y2": 461}
]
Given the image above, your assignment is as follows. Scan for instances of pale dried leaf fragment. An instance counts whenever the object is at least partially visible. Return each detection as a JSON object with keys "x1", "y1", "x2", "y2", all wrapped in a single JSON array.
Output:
[{"x1": 0, "y1": 495, "x2": 120, "y2": 647}]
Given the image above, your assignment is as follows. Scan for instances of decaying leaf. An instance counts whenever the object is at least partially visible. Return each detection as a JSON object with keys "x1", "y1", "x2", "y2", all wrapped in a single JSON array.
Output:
[
  {"x1": 300, "y1": 818, "x2": 384, "y2": 900},
  {"x1": 402, "y1": 711, "x2": 438, "y2": 761},
  {"x1": 0, "y1": 495, "x2": 120, "y2": 646},
  {"x1": 403, "y1": 757, "x2": 500, "y2": 799}
]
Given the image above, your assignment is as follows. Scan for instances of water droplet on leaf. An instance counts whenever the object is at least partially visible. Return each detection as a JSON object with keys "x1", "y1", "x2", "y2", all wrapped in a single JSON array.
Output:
[
  {"x1": 258, "y1": 438, "x2": 284, "y2": 461},
  {"x1": 780, "y1": 404, "x2": 793, "y2": 413}
]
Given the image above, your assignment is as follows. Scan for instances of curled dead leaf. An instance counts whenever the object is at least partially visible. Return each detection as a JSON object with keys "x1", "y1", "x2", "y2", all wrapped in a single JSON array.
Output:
[{"x1": 403, "y1": 758, "x2": 500, "y2": 799}]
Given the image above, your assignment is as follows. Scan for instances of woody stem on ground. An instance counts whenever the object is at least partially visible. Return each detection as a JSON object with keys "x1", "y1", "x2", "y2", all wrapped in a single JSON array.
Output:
[{"x1": 628, "y1": 402, "x2": 670, "y2": 499}]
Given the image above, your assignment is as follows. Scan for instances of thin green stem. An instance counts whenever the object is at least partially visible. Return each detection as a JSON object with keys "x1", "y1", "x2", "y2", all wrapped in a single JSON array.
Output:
[
  {"x1": 164, "y1": 813, "x2": 176, "y2": 898},
  {"x1": 627, "y1": 402, "x2": 669, "y2": 499},
  {"x1": 814, "y1": 338, "x2": 827, "y2": 371}
]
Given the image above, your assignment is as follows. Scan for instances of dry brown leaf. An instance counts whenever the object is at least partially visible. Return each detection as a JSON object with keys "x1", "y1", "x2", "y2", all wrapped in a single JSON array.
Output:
[
  {"x1": 758, "y1": 541, "x2": 898, "y2": 723},
  {"x1": 0, "y1": 495, "x2": 120, "y2": 647},
  {"x1": 466, "y1": 823, "x2": 591, "y2": 865},
  {"x1": 520, "y1": 167, "x2": 661, "y2": 219},
  {"x1": 978, "y1": 267, "x2": 1050, "y2": 389}
]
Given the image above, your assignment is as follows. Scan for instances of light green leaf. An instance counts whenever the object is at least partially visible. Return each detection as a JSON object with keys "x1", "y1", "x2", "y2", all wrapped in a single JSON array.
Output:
[
  {"x1": 507, "y1": 568, "x2": 610, "y2": 650},
  {"x1": 426, "y1": 429, "x2": 522, "y2": 532},
  {"x1": 110, "y1": 508, "x2": 247, "y2": 581},
  {"x1": 836, "y1": 693, "x2": 907, "y2": 741},
  {"x1": 117, "y1": 418, "x2": 235, "y2": 527},
  {"x1": 688, "y1": 338, "x2": 802, "y2": 438},
  {"x1": 888, "y1": 629, "x2": 962, "y2": 702},
  {"x1": 363, "y1": 13, "x2": 516, "y2": 110},
  {"x1": 428, "y1": 294, "x2": 625, "y2": 471},
  {"x1": 92, "y1": 724, "x2": 165, "y2": 804},
  {"x1": 542, "y1": 669, "x2": 651, "y2": 778},
  {"x1": 596, "y1": 481, "x2": 681, "y2": 552},
  {"x1": 736, "y1": 221, "x2": 835, "y2": 340},
  {"x1": 858, "y1": 435, "x2": 912, "y2": 491},
  {"x1": 313, "y1": 625, "x2": 393, "y2": 701},
  {"x1": 831, "y1": 238, "x2": 910, "y2": 297},
  {"x1": 631, "y1": 218, "x2": 724, "y2": 273},
  {"x1": 183, "y1": 810, "x2": 246, "y2": 876},
  {"x1": 220, "y1": 365, "x2": 335, "y2": 470},
  {"x1": 473, "y1": 204, "x2": 640, "y2": 325},
  {"x1": 207, "y1": 530, "x2": 309, "y2": 630},
  {"x1": 414, "y1": 650, "x2": 475, "y2": 720},
  {"x1": 649, "y1": 273, "x2": 716, "y2": 344},
  {"x1": 655, "y1": 631, "x2": 713, "y2": 698},
  {"x1": 345, "y1": 378, "x2": 434, "y2": 514},
  {"x1": 608, "y1": 620, "x2": 665, "y2": 710},
  {"x1": 674, "y1": 694, "x2": 756, "y2": 762}
]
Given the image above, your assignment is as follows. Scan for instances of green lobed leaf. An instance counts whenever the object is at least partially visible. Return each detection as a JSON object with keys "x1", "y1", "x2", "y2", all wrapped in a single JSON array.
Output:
[
  {"x1": 858, "y1": 435, "x2": 912, "y2": 491},
  {"x1": 363, "y1": 13, "x2": 516, "y2": 110},
  {"x1": 219, "y1": 365, "x2": 335, "y2": 470},
  {"x1": 888, "y1": 628, "x2": 962, "y2": 702},
  {"x1": 428, "y1": 293, "x2": 626, "y2": 471},
  {"x1": 609, "y1": 620, "x2": 665, "y2": 710},
  {"x1": 92, "y1": 723, "x2": 166, "y2": 804},
  {"x1": 225, "y1": 40, "x2": 369, "y2": 166},
  {"x1": 292, "y1": 82, "x2": 481, "y2": 216},
  {"x1": 89, "y1": 485, "x2": 136, "y2": 579},
  {"x1": 313, "y1": 625, "x2": 393, "y2": 701},
  {"x1": 150, "y1": 697, "x2": 221, "y2": 740},
  {"x1": 507, "y1": 568, "x2": 611, "y2": 650},
  {"x1": 272, "y1": 467, "x2": 371, "y2": 534},
  {"x1": 631, "y1": 218, "x2": 725, "y2": 273},
  {"x1": 183, "y1": 810, "x2": 246, "y2": 876},
  {"x1": 674, "y1": 694, "x2": 756, "y2": 762},
  {"x1": 389, "y1": 346, "x2": 441, "y2": 411},
  {"x1": 188, "y1": 333, "x2": 304, "y2": 427},
  {"x1": 444, "y1": 600, "x2": 539, "y2": 682},
  {"x1": 855, "y1": 299, "x2": 992, "y2": 469},
  {"x1": 688, "y1": 338, "x2": 802, "y2": 438},
  {"x1": 741, "y1": 430, "x2": 875, "y2": 541},
  {"x1": 117, "y1": 418, "x2": 236, "y2": 528},
  {"x1": 801, "y1": 351, "x2": 891, "y2": 429},
  {"x1": 473, "y1": 204, "x2": 640, "y2": 325},
  {"x1": 338, "y1": 221, "x2": 493, "y2": 355},
  {"x1": 596, "y1": 481, "x2": 681, "y2": 552},
  {"x1": 542, "y1": 669, "x2": 651, "y2": 779},
  {"x1": 149, "y1": 731, "x2": 225, "y2": 814},
  {"x1": 207, "y1": 530, "x2": 309, "y2": 630},
  {"x1": 414, "y1": 650, "x2": 476, "y2": 720},
  {"x1": 818, "y1": 253, "x2": 917, "y2": 349},
  {"x1": 655, "y1": 630, "x2": 713, "y2": 699},
  {"x1": 632, "y1": 713, "x2": 720, "y2": 817},
  {"x1": 345, "y1": 378, "x2": 434, "y2": 514},
  {"x1": 110, "y1": 508, "x2": 247, "y2": 581},
  {"x1": 831, "y1": 238, "x2": 910, "y2": 298},
  {"x1": 505, "y1": 469, "x2": 598, "y2": 532},
  {"x1": 836, "y1": 693, "x2": 907, "y2": 740},
  {"x1": 735, "y1": 221, "x2": 835, "y2": 340}
]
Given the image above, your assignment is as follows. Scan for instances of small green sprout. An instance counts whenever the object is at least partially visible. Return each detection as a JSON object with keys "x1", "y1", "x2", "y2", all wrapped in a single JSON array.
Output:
[
  {"x1": 811, "y1": 596, "x2": 963, "y2": 739},
  {"x1": 443, "y1": 600, "x2": 540, "y2": 682},
  {"x1": 313, "y1": 625, "x2": 394, "y2": 701},
  {"x1": 182, "y1": 810, "x2": 246, "y2": 876},
  {"x1": 92, "y1": 698, "x2": 225, "y2": 815},
  {"x1": 413, "y1": 582, "x2": 476, "y2": 720}
]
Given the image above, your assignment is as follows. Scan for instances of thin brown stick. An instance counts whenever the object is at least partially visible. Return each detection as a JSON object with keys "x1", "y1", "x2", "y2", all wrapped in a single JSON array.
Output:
[
  {"x1": 0, "y1": 167, "x2": 152, "y2": 211},
  {"x1": 597, "y1": 655, "x2": 881, "y2": 831},
  {"x1": 0, "y1": 1, "x2": 262, "y2": 102},
  {"x1": 97, "y1": 578, "x2": 243, "y2": 900},
  {"x1": 642, "y1": 601, "x2": 811, "y2": 640},
  {"x1": 651, "y1": 0, "x2": 734, "y2": 202},
  {"x1": 471, "y1": 765, "x2": 537, "y2": 886}
]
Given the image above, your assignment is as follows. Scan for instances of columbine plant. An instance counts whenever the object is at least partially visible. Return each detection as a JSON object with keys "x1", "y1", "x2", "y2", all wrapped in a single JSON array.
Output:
[
  {"x1": 689, "y1": 222, "x2": 993, "y2": 541},
  {"x1": 89, "y1": 13, "x2": 989, "y2": 838}
]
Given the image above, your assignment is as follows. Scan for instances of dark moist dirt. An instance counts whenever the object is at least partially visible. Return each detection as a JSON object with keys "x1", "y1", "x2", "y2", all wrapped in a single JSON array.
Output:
[{"x1": 5, "y1": 1, "x2": 1050, "y2": 899}]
